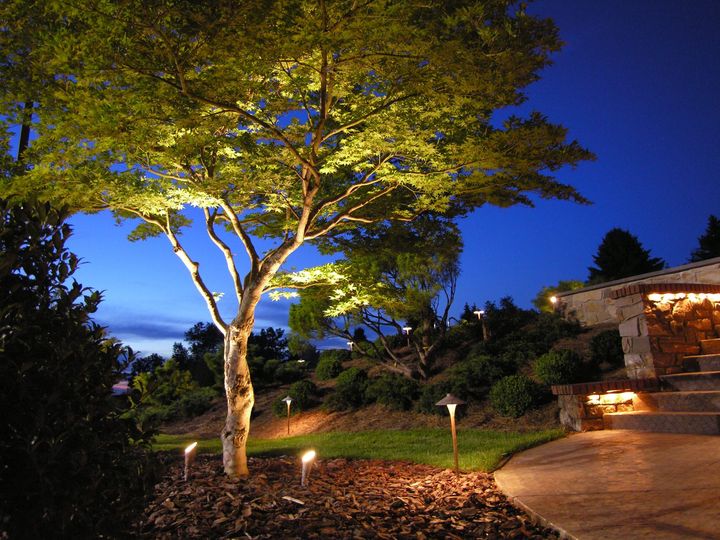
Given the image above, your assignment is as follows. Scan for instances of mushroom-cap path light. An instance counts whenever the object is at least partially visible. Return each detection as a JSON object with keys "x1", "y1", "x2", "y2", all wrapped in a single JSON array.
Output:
[
  {"x1": 282, "y1": 396, "x2": 293, "y2": 435},
  {"x1": 436, "y1": 394, "x2": 466, "y2": 473}
]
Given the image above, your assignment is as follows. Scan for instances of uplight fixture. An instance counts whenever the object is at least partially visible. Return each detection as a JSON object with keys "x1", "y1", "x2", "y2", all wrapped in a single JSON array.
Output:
[
  {"x1": 184, "y1": 441, "x2": 198, "y2": 481},
  {"x1": 301, "y1": 450, "x2": 316, "y2": 487}
]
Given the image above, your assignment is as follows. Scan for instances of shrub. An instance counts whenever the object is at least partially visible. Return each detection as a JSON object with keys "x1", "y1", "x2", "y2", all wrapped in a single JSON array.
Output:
[
  {"x1": 490, "y1": 375, "x2": 543, "y2": 418},
  {"x1": 274, "y1": 361, "x2": 304, "y2": 384},
  {"x1": 272, "y1": 379, "x2": 319, "y2": 417},
  {"x1": 176, "y1": 387, "x2": 218, "y2": 417},
  {"x1": 365, "y1": 373, "x2": 420, "y2": 410},
  {"x1": 591, "y1": 329, "x2": 624, "y2": 367},
  {"x1": 415, "y1": 381, "x2": 453, "y2": 415},
  {"x1": 325, "y1": 367, "x2": 368, "y2": 411},
  {"x1": 263, "y1": 359, "x2": 281, "y2": 381},
  {"x1": 0, "y1": 200, "x2": 157, "y2": 537},
  {"x1": 533, "y1": 349, "x2": 588, "y2": 386},
  {"x1": 445, "y1": 355, "x2": 511, "y2": 401},
  {"x1": 315, "y1": 353, "x2": 344, "y2": 380}
]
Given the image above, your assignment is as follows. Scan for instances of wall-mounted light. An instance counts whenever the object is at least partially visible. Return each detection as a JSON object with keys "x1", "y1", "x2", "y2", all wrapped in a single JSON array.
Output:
[
  {"x1": 648, "y1": 292, "x2": 720, "y2": 304},
  {"x1": 586, "y1": 391, "x2": 635, "y2": 406},
  {"x1": 436, "y1": 393, "x2": 466, "y2": 473}
]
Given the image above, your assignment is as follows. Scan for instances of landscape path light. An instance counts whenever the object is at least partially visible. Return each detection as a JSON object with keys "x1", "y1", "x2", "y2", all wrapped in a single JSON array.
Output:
[
  {"x1": 436, "y1": 394, "x2": 466, "y2": 473},
  {"x1": 282, "y1": 396, "x2": 293, "y2": 435},
  {"x1": 184, "y1": 441, "x2": 198, "y2": 481},
  {"x1": 402, "y1": 326, "x2": 412, "y2": 347},
  {"x1": 301, "y1": 450, "x2": 316, "y2": 487},
  {"x1": 473, "y1": 309, "x2": 490, "y2": 342},
  {"x1": 347, "y1": 341, "x2": 354, "y2": 351}
]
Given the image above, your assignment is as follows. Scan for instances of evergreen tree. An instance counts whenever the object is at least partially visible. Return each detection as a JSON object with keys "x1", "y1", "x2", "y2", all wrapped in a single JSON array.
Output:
[
  {"x1": 587, "y1": 228, "x2": 665, "y2": 284},
  {"x1": 689, "y1": 215, "x2": 720, "y2": 262}
]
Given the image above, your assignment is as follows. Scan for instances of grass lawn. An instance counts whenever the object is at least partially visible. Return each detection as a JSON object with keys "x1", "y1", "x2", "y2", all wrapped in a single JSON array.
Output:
[{"x1": 153, "y1": 428, "x2": 564, "y2": 472}]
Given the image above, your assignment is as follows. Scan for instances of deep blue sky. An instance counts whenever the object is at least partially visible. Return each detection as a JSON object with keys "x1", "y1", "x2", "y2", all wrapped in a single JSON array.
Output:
[{"x1": 65, "y1": 0, "x2": 720, "y2": 356}]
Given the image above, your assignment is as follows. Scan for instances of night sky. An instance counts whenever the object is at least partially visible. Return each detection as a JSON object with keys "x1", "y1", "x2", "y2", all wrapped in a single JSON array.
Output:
[{"x1": 64, "y1": 0, "x2": 720, "y2": 356}]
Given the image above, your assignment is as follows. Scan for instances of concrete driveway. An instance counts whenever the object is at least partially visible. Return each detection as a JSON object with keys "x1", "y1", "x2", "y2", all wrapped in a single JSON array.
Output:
[{"x1": 494, "y1": 431, "x2": 720, "y2": 539}]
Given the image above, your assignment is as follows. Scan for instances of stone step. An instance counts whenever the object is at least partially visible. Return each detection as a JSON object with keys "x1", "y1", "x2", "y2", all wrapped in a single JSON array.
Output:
[
  {"x1": 660, "y1": 370, "x2": 720, "y2": 391},
  {"x1": 604, "y1": 411, "x2": 720, "y2": 435},
  {"x1": 684, "y1": 354, "x2": 720, "y2": 373},
  {"x1": 634, "y1": 391, "x2": 720, "y2": 412},
  {"x1": 701, "y1": 339, "x2": 720, "y2": 355}
]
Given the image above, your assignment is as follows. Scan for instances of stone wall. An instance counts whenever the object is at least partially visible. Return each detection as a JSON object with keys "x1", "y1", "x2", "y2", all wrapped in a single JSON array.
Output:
[
  {"x1": 557, "y1": 257, "x2": 720, "y2": 326},
  {"x1": 596, "y1": 283, "x2": 720, "y2": 378}
]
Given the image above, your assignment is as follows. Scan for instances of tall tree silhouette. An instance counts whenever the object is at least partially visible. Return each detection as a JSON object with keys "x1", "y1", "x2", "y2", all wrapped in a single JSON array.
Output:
[
  {"x1": 588, "y1": 228, "x2": 665, "y2": 284},
  {"x1": 690, "y1": 215, "x2": 720, "y2": 262}
]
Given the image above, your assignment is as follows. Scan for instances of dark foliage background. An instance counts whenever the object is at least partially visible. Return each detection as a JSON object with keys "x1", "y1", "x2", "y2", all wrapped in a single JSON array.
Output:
[{"x1": 0, "y1": 199, "x2": 157, "y2": 538}]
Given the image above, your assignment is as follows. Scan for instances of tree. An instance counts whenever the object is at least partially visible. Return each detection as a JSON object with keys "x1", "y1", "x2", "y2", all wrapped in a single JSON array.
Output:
[
  {"x1": 532, "y1": 279, "x2": 585, "y2": 312},
  {"x1": 248, "y1": 327, "x2": 289, "y2": 362},
  {"x1": 129, "y1": 352, "x2": 165, "y2": 381},
  {"x1": 290, "y1": 215, "x2": 462, "y2": 379},
  {"x1": 184, "y1": 321, "x2": 224, "y2": 385},
  {"x1": 0, "y1": 199, "x2": 155, "y2": 537},
  {"x1": 0, "y1": 0, "x2": 592, "y2": 477},
  {"x1": 690, "y1": 215, "x2": 720, "y2": 262},
  {"x1": 587, "y1": 228, "x2": 665, "y2": 284}
]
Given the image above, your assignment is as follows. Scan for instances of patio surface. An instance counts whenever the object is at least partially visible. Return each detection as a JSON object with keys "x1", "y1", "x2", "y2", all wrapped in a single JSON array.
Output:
[{"x1": 494, "y1": 430, "x2": 720, "y2": 539}]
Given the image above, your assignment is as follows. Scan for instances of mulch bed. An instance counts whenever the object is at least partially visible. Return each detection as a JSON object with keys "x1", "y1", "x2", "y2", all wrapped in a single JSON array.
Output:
[{"x1": 136, "y1": 455, "x2": 558, "y2": 539}]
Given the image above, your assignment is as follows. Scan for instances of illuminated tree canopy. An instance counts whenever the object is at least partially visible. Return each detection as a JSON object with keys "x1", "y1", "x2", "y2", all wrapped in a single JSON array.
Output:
[
  {"x1": 0, "y1": 0, "x2": 592, "y2": 477},
  {"x1": 290, "y1": 216, "x2": 462, "y2": 379}
]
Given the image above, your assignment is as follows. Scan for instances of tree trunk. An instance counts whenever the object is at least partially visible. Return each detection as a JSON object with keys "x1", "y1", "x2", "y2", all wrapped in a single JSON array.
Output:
[{"x1": 221, "y1": 321, "x2": 255, "y2": 478}]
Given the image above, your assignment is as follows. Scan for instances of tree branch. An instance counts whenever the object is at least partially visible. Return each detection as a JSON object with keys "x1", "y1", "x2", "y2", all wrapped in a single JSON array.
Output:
[
  {"x1": 217, "y1": 199, "x2": 260, "y2": 270},
  {"x1": 163, "y1": 215, "x2": 228, "y2": 335},
  {"x1": 203, "y1": 208, "x2": 243, "y2": 304},
  {"x1": 305, "y1": 184, "x2": 399, "y2": 239}
]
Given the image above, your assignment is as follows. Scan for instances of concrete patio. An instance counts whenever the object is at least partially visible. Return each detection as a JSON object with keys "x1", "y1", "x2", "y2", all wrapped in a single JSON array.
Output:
[{"x1": 494, "y1": 430, "x2": 720, "y2": 539}]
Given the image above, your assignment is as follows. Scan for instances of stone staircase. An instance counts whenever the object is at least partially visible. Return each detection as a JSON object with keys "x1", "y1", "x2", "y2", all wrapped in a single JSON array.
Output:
[{"x1": 603, "y1": 338, "x2": 720, "y2": 435}]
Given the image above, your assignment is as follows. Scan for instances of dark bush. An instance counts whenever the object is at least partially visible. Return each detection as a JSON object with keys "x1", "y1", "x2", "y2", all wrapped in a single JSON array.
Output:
[
  {"x1": 325, "y1": 367, "x2": 368, "y2": 411},
  {"x1": 274, "y1": 361, "x2": 305, "y2": 384},
  {"x1": 591, "y1": 329, "x2": 624, "y2": 367},
  {"x1": 533, "y1": 349, "x2": 588, "y2": 386},
  {"x1": 445, "y1": 354, "x2": 511, "y2": 401},
  {"x1": 0, "y1": 200, "x2": 157, "y2": 538},
  {"x1": 365, "y1": 373, "x2": 420, "y2": 410},
  {"x1": 272, "y1": 379, "x2": 319, "y2": 417},
  {"x1": 415, "y1": 381, "x2": 453, "y2": 414},
  {"x1": 489, "y1": 374, "x2": 543, "y2": 418},
  {"x1": 176, "y1": 387, "x2": 217, "y2": 417},
  {"x1": 263, "y1": 358, "x2": 281, "y2": 381},
  {"x1": 315, "y1": 353, "x2": 344, "y2": 380}
]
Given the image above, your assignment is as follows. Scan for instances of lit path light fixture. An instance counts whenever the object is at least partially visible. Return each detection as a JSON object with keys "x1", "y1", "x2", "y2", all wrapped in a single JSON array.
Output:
[
  {"x1": 402, "y1": 326, "x2": 412, "y2": 347},
  {"x1": 436, "y1": 394, "x2": 466, "y2": 473},
  {"x1": 301, "y1": 450, "x2": 316, "y2": 487},
  {"x1": 473, "y1": 309, "x2": 490, "y2": 342},
  {"x1": 282, "y1": 396, "x2": 293, "y2": 435},
  {"x1": 347, "y1": 341, "x2": 354, "y2": 351},
  {"x1": 184, "y1": 441, "x2": 198, "y2": 481}
]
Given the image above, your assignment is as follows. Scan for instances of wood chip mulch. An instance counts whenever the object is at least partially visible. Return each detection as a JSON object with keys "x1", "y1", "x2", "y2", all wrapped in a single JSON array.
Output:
[{"x1": 136, "y1": 455, "x2": 558, "y2": 539}]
